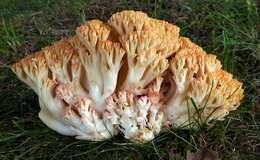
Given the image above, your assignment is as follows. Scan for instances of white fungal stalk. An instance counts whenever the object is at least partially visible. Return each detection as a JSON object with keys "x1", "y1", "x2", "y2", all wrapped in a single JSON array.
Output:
[{"x1": 105, "y1": 77, "x2": 164, "y2": 143}]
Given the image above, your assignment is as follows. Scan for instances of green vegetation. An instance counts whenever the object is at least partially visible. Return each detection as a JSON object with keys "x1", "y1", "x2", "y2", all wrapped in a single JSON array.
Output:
[{"x1": 0, "y1": 0, "x2": 259, "y2": 159}]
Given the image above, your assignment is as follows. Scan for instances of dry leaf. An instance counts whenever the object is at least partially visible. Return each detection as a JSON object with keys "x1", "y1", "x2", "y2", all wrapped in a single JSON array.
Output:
[{"x1": 186, "y1": 147, "x2": 219, "y2": 160}]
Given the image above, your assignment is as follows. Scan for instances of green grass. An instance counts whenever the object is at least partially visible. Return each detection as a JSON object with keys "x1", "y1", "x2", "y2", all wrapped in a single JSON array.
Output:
[{"x1": 0, "y1": 0, "x2": 259, "y2": 159}]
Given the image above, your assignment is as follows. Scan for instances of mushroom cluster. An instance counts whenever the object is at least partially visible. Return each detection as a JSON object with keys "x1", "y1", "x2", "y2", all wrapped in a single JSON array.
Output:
[{"x1": 11, "y1": 10, "x2": 244, "y2": 143}]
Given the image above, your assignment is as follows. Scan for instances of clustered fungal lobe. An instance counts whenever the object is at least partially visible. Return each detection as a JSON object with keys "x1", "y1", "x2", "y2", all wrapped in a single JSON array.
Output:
[{"x1": 11, "y1": 10, "x2": 244, "y2": 143}]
